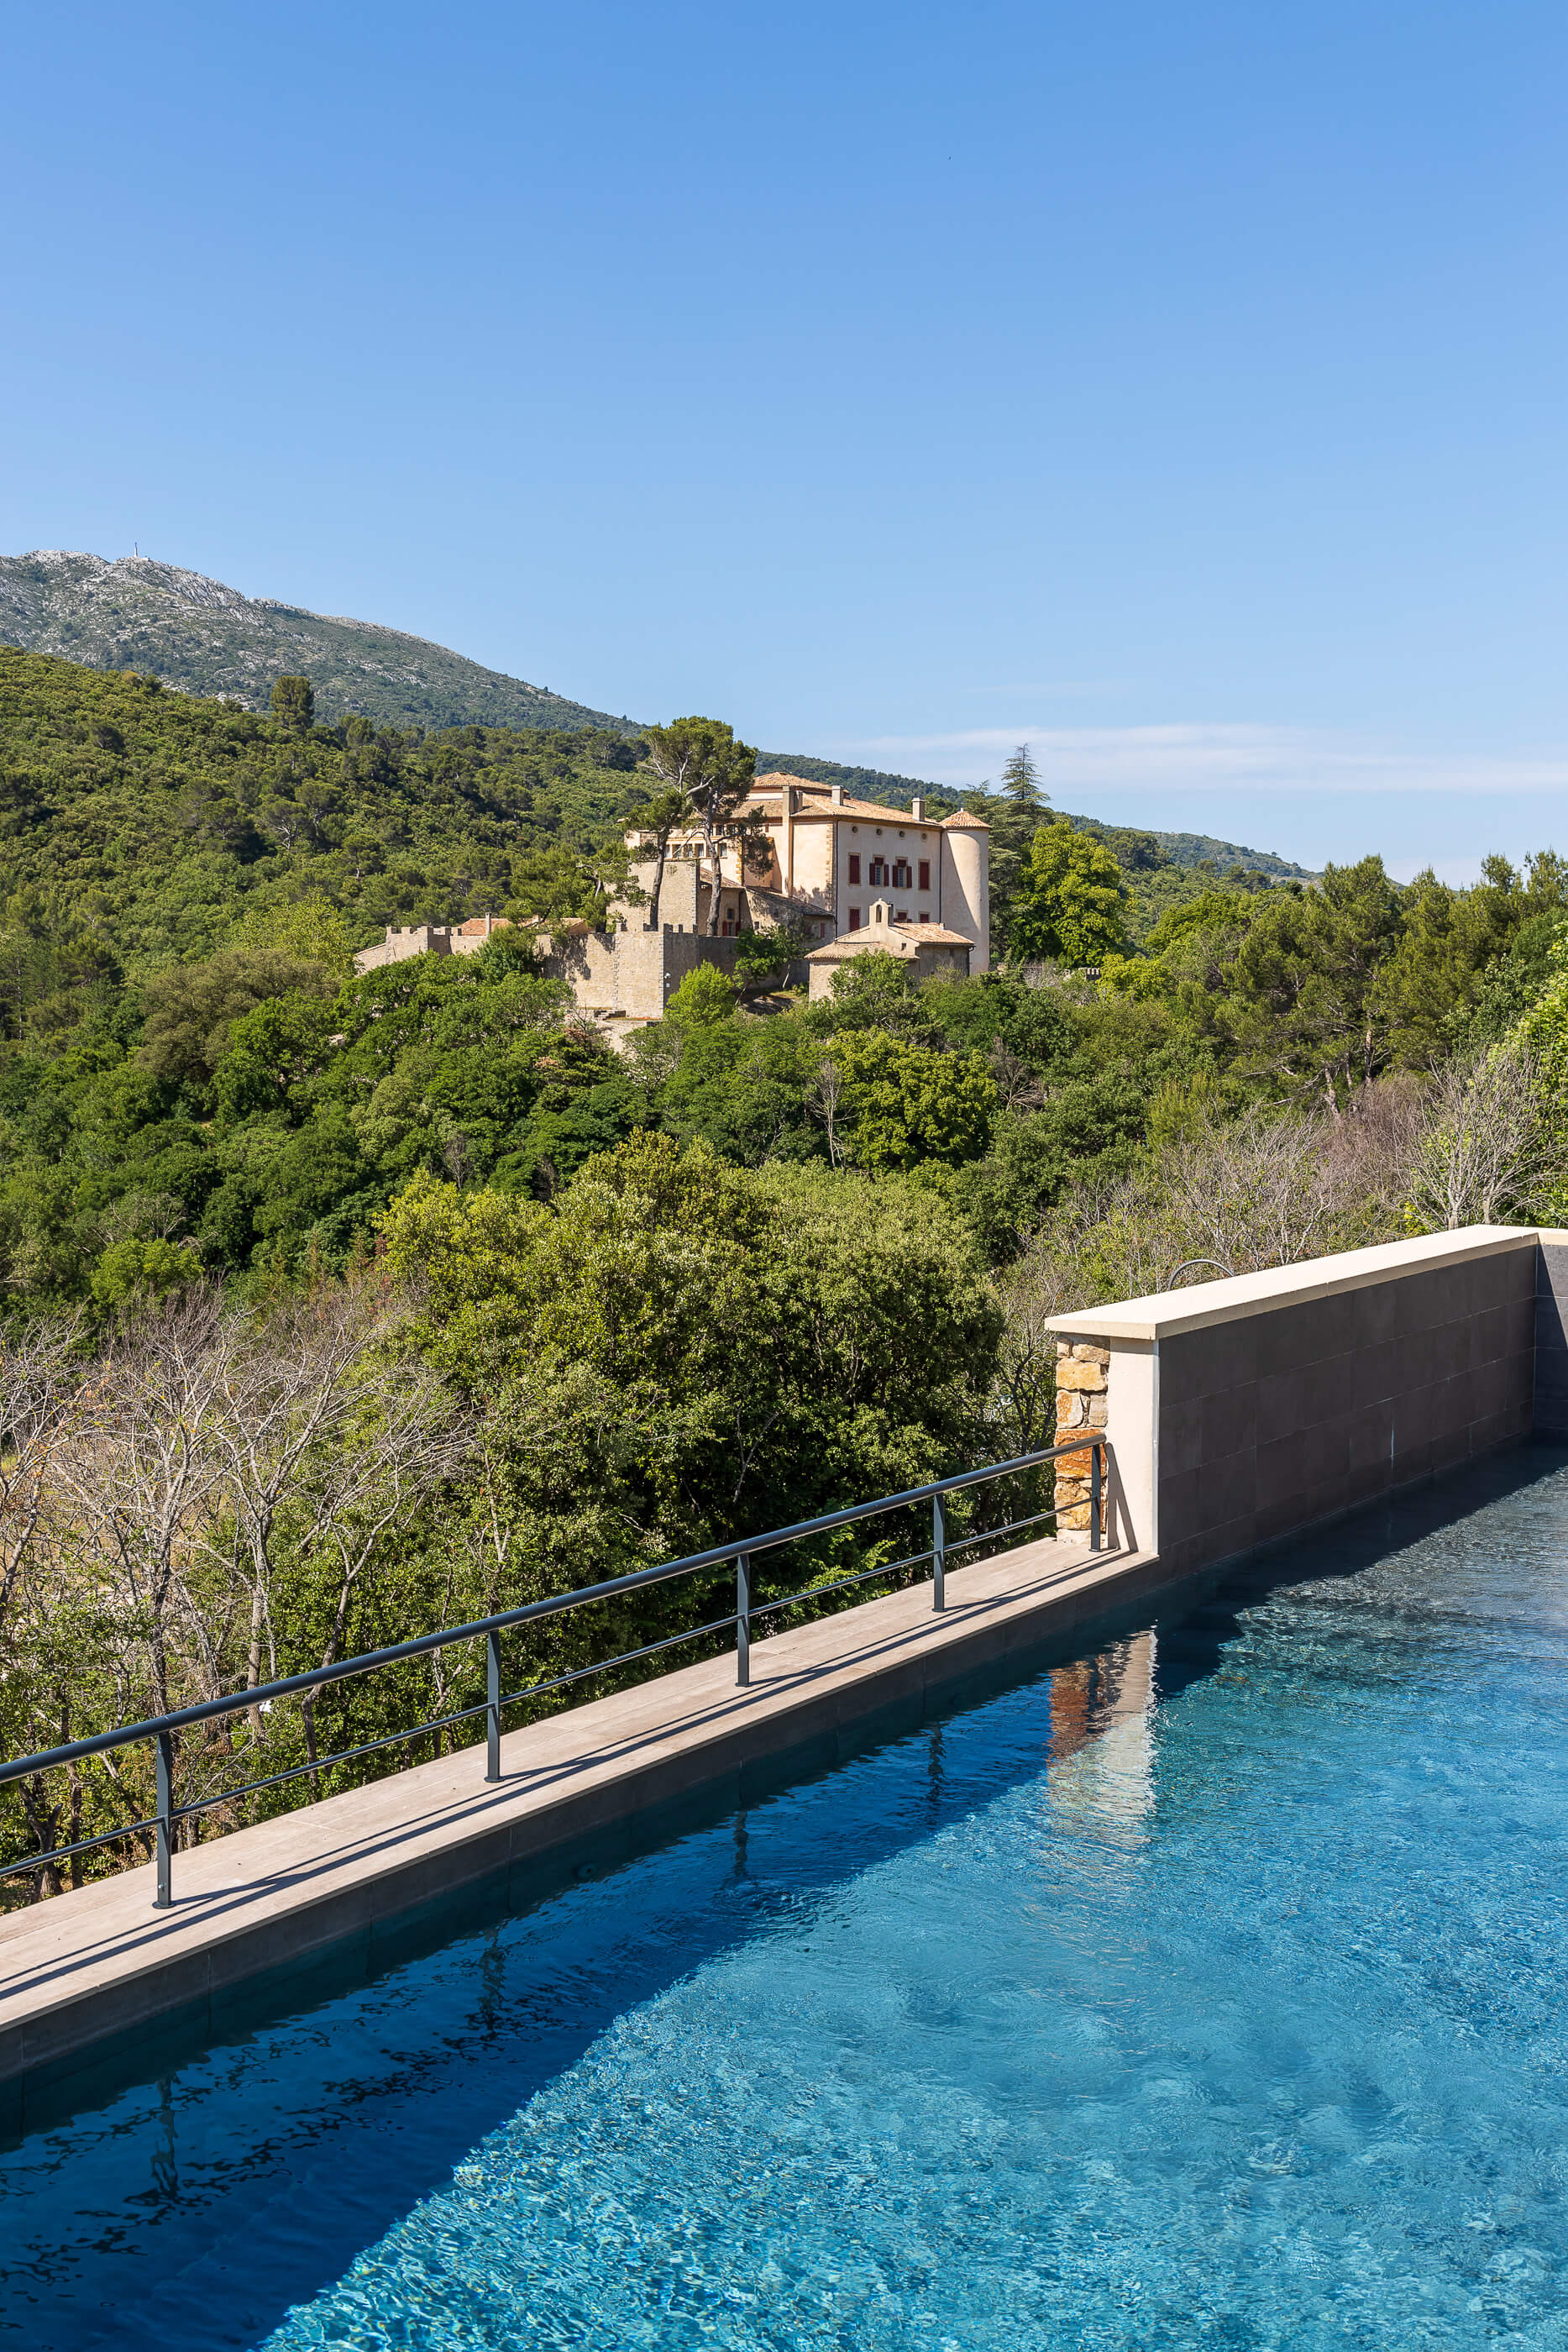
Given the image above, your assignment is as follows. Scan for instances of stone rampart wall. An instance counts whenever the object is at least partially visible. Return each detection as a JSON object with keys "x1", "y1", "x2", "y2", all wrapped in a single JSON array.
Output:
[{"x1": 537, "y1": 927, "x2": 745, "y2": 1019}]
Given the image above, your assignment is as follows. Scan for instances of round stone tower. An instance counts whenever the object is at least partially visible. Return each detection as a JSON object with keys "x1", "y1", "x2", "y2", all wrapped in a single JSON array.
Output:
[{"x1": 939, "y1": 809, "x2": 990, "y2": 974}]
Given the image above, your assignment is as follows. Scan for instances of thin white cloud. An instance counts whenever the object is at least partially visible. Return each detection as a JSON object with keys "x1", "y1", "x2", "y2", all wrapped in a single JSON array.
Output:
[
  {"x1": 979, "y1": 681, "x2": 1135, "y2": 697},
  {"x1": 831, "y1": 722, "x2": 1568, "y2": 796}
]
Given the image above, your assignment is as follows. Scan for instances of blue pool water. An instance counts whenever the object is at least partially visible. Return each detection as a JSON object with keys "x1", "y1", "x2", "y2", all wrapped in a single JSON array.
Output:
[{"x1": 5, "y1": 1452, "x2": 1568, "y2": 2349}]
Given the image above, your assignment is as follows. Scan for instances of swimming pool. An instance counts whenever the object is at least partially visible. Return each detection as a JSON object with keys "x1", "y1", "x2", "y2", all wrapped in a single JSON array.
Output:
[{"x1": 4, "y1": 1449, "x2": 1568, "y2": 2349}]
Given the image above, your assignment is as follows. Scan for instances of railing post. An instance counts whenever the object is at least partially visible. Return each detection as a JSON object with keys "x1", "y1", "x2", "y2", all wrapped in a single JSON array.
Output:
[
  {"x1": 485, "y1": 1630, "x2": 501, "y2": 1783},
  {"x1": 736, "y1": 1552, "x2": 750, "y2": 1687},
  {"x1": 155, "y1": 1730, "x2": 174, "y2": 1909},
  {"x1": 1090, "y1": 1439, "x2": 1102, "y2": 1553},
  {"x1": 932, "y1": 1493, "x2": 946, "y2": 1613}
]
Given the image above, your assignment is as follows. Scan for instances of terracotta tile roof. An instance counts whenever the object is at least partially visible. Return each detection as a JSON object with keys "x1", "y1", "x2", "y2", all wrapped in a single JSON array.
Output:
[
  {"x1": 750, "y1": 779, "x2": 990, "y2": 831},
  {"x1": 831, "y1": 798, "x2": 936, "y2": 823},
  {"x1": 806, "y1": 931, "x2": 916, "y2": 960},
  {"x1": 747, "y1": 774, "x2": 938, "y2": 828},
  {"x1": 806, "y1": 921, "x2": 974, "y2": 958}
]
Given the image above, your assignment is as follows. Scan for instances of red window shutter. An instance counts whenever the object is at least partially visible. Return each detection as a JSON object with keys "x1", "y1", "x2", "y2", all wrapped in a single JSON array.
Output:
[
  {"x1": 918, "y1": 859, "x2": 931, "y2": 891},
  {"x1": 848, "y1": 906, "x2": 861, "y2": 930},
  {"x1": 848, "y1": 854, "x2": 861, "y2": 884}
]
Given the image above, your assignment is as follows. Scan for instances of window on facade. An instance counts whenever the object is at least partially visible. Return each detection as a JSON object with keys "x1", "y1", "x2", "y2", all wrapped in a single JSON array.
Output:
[
  {"x1": 892, "y1": 858, "x2": 911, "y2": 889},
  {"x1": 847, "y1": 906, "x2": 862, "y2": 930},
  {"x1": 918, "y1": 859, "x2": 931, "y2": 891},
  {"x1": 848, "y1": 853, "x2": 861, "y2": 885},
  {"x1": 868, "y1": 856, "x2": 888, "y2": 885}
]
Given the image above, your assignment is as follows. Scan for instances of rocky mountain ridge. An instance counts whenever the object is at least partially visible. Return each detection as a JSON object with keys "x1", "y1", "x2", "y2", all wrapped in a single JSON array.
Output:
[{"x1": 0, "y1": 551, "x2": 637, "y2": 737}]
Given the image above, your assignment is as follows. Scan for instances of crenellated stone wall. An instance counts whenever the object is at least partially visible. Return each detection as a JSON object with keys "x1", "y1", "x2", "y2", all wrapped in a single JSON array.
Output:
[{"x1": 1053, "y1": 1340, "x2": 1109, "y2": 1533}]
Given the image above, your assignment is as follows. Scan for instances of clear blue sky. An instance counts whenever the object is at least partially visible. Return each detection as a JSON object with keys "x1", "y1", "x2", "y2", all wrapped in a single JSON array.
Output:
[{"x1": 5, "y1": 1, "x2": 1565, "y2": 879}]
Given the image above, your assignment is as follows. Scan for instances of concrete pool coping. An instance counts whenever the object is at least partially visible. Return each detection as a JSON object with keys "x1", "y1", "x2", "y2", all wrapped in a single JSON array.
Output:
[{"x1": 0, "y1": 1530, "x2": 1163, "y2": 2129}]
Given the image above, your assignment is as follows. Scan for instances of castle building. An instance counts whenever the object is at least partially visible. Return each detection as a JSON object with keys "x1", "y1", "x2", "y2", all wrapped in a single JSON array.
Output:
[
  {"x1": 626, "y1": 774, "x2": 990, "y2": 973},
  {"x1": 353, "y1": 775, "x2": 991, "y2": 1021}
]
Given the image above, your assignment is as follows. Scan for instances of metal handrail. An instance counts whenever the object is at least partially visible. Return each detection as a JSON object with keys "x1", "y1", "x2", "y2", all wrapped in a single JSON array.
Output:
[
  {"x1": 1162, "y1": 1258, "x2": 1234, "y2": 1291},
  {"x1": 0, "y1": 1433, "x2": 1109, "y2": 1908}
]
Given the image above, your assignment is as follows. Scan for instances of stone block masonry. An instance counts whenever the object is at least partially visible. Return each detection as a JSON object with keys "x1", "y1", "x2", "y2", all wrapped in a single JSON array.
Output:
[
  {"x1": 536, "y1": 927, "x2": 744, "y2": 1021},
  {"x1": 1054, "y1": 1343, "x2": 1109, "y2": 1532}
]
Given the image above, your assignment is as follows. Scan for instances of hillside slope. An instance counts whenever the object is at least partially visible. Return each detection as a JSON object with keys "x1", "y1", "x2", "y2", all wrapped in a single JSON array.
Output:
[
  {"x1": 0, "y1": 646, "x2": 648, "y2": 978},
  {"x1": 0, "y1": 552, "x2": 639, "y2": 737},
  {"x1": 3, "y1": 552, "x2": 1311, "y2": 883},
  {"x1": 0, "y1": 638, "x2": 1311, "y2": 995}
]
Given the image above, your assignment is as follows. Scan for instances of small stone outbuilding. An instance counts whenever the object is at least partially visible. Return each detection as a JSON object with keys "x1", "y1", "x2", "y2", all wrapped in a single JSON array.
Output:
[{"x1": 805, "y1": 900, "x2": 973, "y2": 1001}]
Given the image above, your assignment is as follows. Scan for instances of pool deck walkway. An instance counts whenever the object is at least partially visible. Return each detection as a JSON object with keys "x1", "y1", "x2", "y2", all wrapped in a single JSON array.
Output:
[{"x1": 0, "y1": 1530, "x2": 1161, "y2": 2122}]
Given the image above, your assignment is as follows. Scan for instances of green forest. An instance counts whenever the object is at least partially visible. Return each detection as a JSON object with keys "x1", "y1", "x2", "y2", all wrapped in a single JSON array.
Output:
[{"x1": 4, "y1": 643, "x2": 1568, "y2": 1897}]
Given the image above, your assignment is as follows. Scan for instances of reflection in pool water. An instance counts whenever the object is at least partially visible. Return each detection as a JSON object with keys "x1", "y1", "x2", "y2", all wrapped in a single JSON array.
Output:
[{"x1": 3, "y1": 1449, "x2": 1568, "y2": 2349}]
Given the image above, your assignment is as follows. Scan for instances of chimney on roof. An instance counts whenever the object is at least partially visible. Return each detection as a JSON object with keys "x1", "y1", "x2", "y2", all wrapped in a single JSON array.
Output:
[
  {"x1": 831, "y1": 784, "x2": 844, "y2": 806},
  {"x1": 911, "y1": 796, "x2": 925, "y2": 822}
]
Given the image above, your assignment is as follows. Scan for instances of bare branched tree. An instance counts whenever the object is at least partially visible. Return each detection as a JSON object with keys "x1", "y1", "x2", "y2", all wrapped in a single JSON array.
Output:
[
  {"x1": 987, "y1": 1044, "x2": 1046, "y2": 1116},
  {"x1": 289, "y1": 1355, "x2": 471, "y2": 1771},
  {"x1": 989, "y1": 1247, "x2": 1093, "y2": 1457},
  {"x1": 0, "y1": 1316, "x2": 84, "y2": 1645},
  {"x1": 47, "y1": 1291, "x2": 236, "y2": 1720},
  {"x1": 1159, "y1": 1108, "x2": 1356, "y2": 1275},
  {"x1": 1405, "y1": 1040, "x2": 1549, "y2": 1231},
  {"x1": 205, "y1": 1273, "x2": 426, "y2": 1727},
  {"x1": 805, "y1": 1052, "x2": 848, "y2": 1170}
]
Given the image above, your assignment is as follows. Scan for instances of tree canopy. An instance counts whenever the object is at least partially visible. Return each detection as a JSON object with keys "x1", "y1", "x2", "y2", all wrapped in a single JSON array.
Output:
[{"x1": 1009, "y1": 822, "x2": 1132, "y2": 966}]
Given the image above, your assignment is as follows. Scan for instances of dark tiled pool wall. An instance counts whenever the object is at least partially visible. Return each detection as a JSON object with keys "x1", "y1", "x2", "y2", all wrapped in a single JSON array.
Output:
[
  {"x1": 1157, "y1": 1242, "x2": 1538, "y2": 1579},
  {"x1": 1534, "y1": 1238, "x2": 1568, "y2": 1440}
]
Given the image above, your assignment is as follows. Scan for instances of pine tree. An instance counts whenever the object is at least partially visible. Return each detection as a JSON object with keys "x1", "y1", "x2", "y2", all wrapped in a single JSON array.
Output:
[
  {"x1": 1000, "y1": 742, "x2": 1046, "y2": 815},
  {"x1": 643, "y1": 716, "x2": 760, "y2": 937},
  {"x1": 984, "y1": 745, "x2": 1051, "y2": 955},
  {"x1": 270, "y1": 675, "x2": 316, "y2": 735}
]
